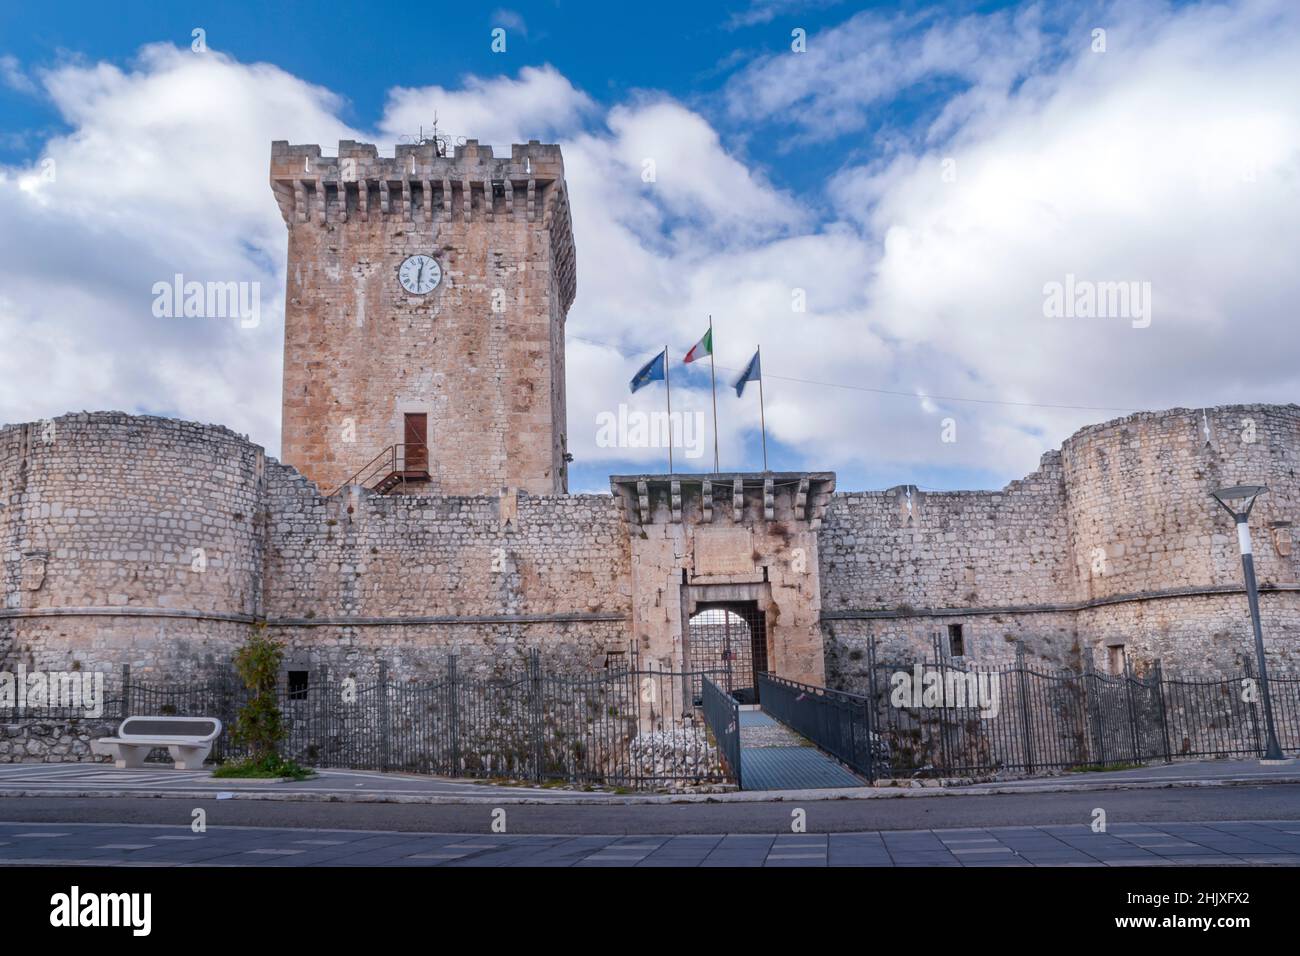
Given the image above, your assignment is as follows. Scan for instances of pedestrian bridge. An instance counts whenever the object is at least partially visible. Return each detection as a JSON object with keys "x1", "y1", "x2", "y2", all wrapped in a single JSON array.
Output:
[{"x1": 737, "y1": 709, "x2": 866, "y2": 790}]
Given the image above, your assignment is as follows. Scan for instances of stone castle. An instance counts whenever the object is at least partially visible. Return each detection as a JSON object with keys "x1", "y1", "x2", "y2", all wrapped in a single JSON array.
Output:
[{"x1": 2, "y1": 139, "x2": 1297, "y2": 700}]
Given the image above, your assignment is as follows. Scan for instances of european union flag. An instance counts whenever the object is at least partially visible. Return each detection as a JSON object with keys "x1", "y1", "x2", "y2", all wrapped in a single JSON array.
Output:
[
  {"x1": 733, "y1": 349, "x2": 761, "y2": 397},
  {"x1": 630, "y1": 349, "x2": 666, "y2": 393}
]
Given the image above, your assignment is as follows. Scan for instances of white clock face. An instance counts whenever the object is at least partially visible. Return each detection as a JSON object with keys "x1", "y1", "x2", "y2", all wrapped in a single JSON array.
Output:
[{"x1": 398, "y1": 254, "x2": 441, "y2": 294}]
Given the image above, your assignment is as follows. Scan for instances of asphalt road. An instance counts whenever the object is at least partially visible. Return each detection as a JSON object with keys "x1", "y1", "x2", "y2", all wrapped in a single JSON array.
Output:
[{"x1": 2, "y1": 784, "x2": 1298, "y2": 834}]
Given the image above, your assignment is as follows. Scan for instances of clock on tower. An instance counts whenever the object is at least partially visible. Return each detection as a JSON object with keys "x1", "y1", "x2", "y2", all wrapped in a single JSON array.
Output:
[{"x1": 271, "y1": 138, "x2": 576, "y2": 496}]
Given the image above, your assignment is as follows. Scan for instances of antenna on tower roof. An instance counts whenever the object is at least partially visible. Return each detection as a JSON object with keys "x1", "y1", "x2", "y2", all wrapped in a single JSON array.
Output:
[
  {"x1": 405, "y1": 112, "x2": 451, "y2": 157},
  {"x1": 398, "y1": 112, "x2": 465, "y2": 158}
]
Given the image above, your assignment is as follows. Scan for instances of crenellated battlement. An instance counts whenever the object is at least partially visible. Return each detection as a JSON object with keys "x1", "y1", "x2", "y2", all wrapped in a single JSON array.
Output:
[
  {"x1": 274, "y1": 134, "x2": 577, "y2": 498},
  {"x1": 269, "y1": 138, "x2": 569, "y2": 229}
]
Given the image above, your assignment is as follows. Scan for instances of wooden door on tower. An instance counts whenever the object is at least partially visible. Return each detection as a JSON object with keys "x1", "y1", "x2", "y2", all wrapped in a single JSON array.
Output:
[{"x1": 404, "y1": 413, "x2": 427, "y2": 471}]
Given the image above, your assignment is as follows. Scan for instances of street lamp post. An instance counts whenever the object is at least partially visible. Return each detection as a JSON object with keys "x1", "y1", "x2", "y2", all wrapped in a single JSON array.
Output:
[{"x1": 1210, "y1": 485, "x2": 1288, "y2": 763}]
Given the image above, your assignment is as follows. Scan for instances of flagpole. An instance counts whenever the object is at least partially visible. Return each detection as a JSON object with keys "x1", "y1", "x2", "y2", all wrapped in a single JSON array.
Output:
[
  {"x1": 707, "y1": 315, "x2": 719, "y2": 473},
  {"x1": 756, "y1": 344, "x2": 768, "y2": 472},
  {"x1": 664, "y1": 346, "x2": 673, "y2": 473}
]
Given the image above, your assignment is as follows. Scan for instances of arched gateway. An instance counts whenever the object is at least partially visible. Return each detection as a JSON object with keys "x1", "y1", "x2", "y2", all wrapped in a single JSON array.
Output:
[
  {"x1": 687, "y1": 603, "x2": 768, "y2": 704},
  {"x1": 610, "y1": 473, "x2": 837, "y2": 710}
]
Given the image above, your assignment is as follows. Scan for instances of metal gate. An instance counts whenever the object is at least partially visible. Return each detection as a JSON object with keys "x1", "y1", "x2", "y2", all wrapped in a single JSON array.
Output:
[{"x1": 688, "y1": 602, "x2": 767, "y2": 704}]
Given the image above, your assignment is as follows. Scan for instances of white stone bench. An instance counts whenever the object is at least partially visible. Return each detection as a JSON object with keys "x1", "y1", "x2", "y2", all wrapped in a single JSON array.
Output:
[{"x1": 91, "y1": 716, "x2": 223, "y2": 770}]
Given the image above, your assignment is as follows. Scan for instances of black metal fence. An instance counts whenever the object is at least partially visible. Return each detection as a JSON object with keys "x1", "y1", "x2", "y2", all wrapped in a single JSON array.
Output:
[
  {"x1": 1, "y1": 655, "x2": 732, "y2": 790},
  {"x1": 701, "y1": 676, "x2": 742, "y2": 789},
  {"x1": 8, "y1": 644, "x2": 1299, "y2": 786},
  {"x1": 758, "y1": 673, "x2": 879, "y2": 780},
  {"x1": 855, "y1": 640, "x2": 1300, "y2": 779}
]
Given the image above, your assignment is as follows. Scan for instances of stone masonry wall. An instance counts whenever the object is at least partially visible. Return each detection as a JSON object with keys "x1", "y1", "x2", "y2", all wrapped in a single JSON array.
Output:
[
  {"x1": 1061, "y1": 405, "x2": 1300, "y2": 672},
  {"x1": 817, "y1": 405, "x2": 1300, "y2": 687},
  {"x1": 0, "y1": 413, "x2": 264, "y2": 679},
  {"x1": 817, "y1": 454, "x2": 1079, "y2": 681},
  {"x1": 274, "y1": 140, "x2": 576, "y2": 496},
  {"x1": 823, "y1": 613, "x2": 1082, "y2": 696},
  {"x1": 4, "y1": 403, "x2": 1298, "y2": 701},
  {"x1": 0, "y1": 414, "x2": 630, "y2": 687},
  {"x1": 0, "y1": 719, "x2": 117, "y2": 764},
  {"x1": 262, "y1": 459, "x2": 631, "y2": 678},
  {"x1": 1076, "y1": 595, "x2": 1300, "y2": 676},
  {"x1": 614, "y1": 476, "x2": 832, "y2": 687},
  {"x1": 1062, "y1": 405, "x2": 1300, "y2": 602},
  {"x1": 820, "y1": 455, "x2": 1074, "y2": 612}
]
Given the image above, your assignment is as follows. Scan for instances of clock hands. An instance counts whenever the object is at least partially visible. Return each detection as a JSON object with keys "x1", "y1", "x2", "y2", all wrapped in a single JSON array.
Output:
[{"x1": 401, "y1": 255, "x2": 438, "y2": 293}]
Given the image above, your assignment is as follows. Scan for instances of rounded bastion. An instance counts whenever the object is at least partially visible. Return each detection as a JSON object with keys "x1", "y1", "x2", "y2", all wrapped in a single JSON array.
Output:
[
  {"x1": 0, "y1": 412, "x2": 266, "y2": 676},
  {"x1": 1061, "y1": 404, "x2": 1300, "y2": 671}
]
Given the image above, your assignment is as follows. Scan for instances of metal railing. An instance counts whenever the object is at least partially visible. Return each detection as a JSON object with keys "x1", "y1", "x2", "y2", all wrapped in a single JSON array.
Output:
[
  {"x1": 329, "y1": 441, "x2": 428, "y2": 495},
  {"x1": 758, "y1": 673, "x2": 877, "y2": 780},
  {"x1": 701, "y1": 676, "x2": 742, "y2": 789},
  {"x1": 9, "y1": 648, "x2": 1297, "y2": 787},
  {"x1": 853, "y1": 640, "x2": 1300, "y2": 779},
  {"x1": 1, "y1": 656, "x2": 736, "y2": 790}
]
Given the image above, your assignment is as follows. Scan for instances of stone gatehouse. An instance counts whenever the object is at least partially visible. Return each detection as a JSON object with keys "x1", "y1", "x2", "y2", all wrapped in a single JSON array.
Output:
[{"x1": 2, "y1": 138, "x2": 1297, "y2": 695}]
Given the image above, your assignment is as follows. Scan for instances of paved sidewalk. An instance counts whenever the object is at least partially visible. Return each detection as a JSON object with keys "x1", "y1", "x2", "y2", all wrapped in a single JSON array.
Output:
[
  {"x1": 1, "y1": 819, "x2": 1296, "y2": 867},
  {"x1": 0, "y1": 764, "x2": 594, "y2": 800},
  {"x1": 0, "y1": 757, "x2": 1296, "y2": 804},
  {"x1": 965, "y1": 758, "x2": 1299, "y2": 788}
]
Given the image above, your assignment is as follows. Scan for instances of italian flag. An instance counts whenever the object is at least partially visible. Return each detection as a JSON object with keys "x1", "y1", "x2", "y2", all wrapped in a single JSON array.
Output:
[{"x1": 683, "y1": 328, "x2": 712, "y2": 364}]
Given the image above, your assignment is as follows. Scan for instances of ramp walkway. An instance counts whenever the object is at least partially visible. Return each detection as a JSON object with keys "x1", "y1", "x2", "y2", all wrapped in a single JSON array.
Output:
[{"x1": 738, "y1": 709, "x2": 866, "y2": 791}]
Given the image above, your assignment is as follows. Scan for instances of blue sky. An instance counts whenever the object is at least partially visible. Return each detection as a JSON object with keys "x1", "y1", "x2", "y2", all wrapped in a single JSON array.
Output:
[
  {"x1": 0, "y1": 1, "x2": 1040, "y2": 206},
  {"x1": 2, "y1": 0, "x2": 1297, "y2": 494}
]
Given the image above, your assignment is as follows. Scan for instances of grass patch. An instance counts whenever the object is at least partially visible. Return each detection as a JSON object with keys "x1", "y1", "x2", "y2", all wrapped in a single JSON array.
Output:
[{"x1": 211, "y1": 755, "x2": 314, "y2": 781}]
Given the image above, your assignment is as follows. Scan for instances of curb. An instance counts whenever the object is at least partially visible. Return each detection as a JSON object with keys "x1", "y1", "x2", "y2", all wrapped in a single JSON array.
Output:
[{"x1": 2, "y1": 773, "x2": 1299, "y2": 806}]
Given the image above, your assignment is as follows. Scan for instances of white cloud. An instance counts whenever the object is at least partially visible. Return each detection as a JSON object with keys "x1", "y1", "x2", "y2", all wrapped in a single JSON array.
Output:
[
  {"x1": 724, "y1": 3, "x2": 1053, "y2": 144},
  {"x1": 0, "y1": 55, "x2": 37, "y2": 94},
  {"x1": 5, "y1": 0, "x2": 1300, "y2": 495},
  {"x1": 723, "y1": 0, "x2": 846, "y2": 31},
  {"x1": 0, "y1": 49, "x2": 811, "y2": 477},
  {"x1": 0, "y1": 44, "x2": 359, "y2": 446},
  {"x1": 491, "y1": 8, "x2": 529, "y2": 36},
  {"x1": 552, "y1": 99, "x2": 813, "y2": 472},
  {"x1": 600, "y1": 100, "x2": 804, "y2": 233},
  {"x1": 827, "y1": 0, "x2": 1300, "y2": 471},
  {"x1": 675, "y1": 0, "x2": 1298, "y2": 485},
  {"x1": 378, "y1": 65, "x2": 593, "y2": 150}
]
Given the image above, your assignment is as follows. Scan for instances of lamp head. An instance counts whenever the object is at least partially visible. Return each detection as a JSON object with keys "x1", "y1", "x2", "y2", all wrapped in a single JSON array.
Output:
[{"x1": 1211, "y1": 484, "x2": 1266, "y2": 519}]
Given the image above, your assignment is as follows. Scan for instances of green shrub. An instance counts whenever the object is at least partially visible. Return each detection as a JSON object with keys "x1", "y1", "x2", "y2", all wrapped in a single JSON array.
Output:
[
  {"x1": 231, "y1": 628, "x2": 286, "y2": 763},
  {"x1": 212, "y1": 753, "x2": 312, "y2": 780}
]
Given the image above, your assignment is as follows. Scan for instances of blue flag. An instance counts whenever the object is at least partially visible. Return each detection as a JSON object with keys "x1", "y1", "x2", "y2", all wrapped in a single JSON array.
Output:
[
  {"x1": 734, "y1": 350, "x2": 761, "y2": 397},
  {"x1": 630, "y1": 349, "x2": 666, "y2": 393}
]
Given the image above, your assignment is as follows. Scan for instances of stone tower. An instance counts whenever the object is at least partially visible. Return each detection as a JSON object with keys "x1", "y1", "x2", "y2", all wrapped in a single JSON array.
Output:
[{"x1": 271, "y1": 138, "x2": 576, "y2": 495}]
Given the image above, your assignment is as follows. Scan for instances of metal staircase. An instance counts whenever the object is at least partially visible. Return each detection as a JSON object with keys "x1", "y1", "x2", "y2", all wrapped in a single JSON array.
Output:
[{"x1": 330, "y1": 442, "x2": 429, "y2": 496}]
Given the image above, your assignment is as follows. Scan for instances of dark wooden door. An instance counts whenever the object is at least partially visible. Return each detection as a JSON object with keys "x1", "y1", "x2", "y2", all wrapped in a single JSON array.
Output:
[{"x1": 404, "y1": 413, "x2": 427, "y2": 470}]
